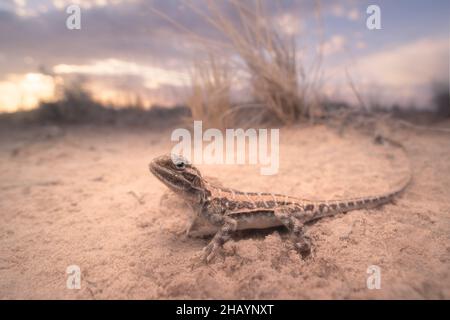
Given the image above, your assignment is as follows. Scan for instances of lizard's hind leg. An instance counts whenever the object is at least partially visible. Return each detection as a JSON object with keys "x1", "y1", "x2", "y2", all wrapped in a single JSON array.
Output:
[{"x1": 274, "y1": 207, "x2": 312, "y2": 258}]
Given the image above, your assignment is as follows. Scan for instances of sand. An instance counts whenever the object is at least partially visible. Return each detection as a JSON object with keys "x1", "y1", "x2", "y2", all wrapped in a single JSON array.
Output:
[{"x1": 0, "y1": 122, "x2": 449, "y2": 299}]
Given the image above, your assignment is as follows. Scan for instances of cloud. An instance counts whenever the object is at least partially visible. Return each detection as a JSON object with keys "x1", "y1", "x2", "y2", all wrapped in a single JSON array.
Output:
[
  {"x1": 275, "y1": 12, "x2": 303, "y2": 36},
  {"x1": 0, "y1": 0, "x2": 325, "y2": 110},
  {"x1": 322, "y1": 35, "x2": 347, "y2": 56},
  {"x1": 347, "y1": 8, "x2": 360, "y2": 21},
  {"x1": 53, "y1": 58, "x2": 189, "y2": 89},
  {"x1": 329, "y1": 2, "x2": 364, "y2": 20},
  {"x1": 325, "y1": 36, "x2": 449, "y2": 107},
  {"x1": 0, "y1": 0, "x2": 337, "y2": 80},
  {"x1": 356, "y1": 37, "x2": 449, "y2": 87},
  {"x1": 0, "y1": 1, "x2": 210, "y2": 78},
  {"x1": 0, "y1": 0, "x2": 447, "y2": 111},
  {"x1": 355, "y1": 41, "x2": 366, "y2": 49},
  {"x1": 330, "y1": 4, "x2": 345, "y2": 17}
]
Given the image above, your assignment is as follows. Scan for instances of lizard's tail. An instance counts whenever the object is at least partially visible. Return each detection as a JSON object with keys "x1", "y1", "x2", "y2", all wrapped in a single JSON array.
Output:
[{"x1": 317, "y1": 135, "x2": 412, "y2": 214}]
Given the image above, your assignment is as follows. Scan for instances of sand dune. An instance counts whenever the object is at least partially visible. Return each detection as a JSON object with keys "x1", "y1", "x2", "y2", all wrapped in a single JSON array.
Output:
[{"x1": 0, "y1": 122, "x2": 449, "y2": 299}]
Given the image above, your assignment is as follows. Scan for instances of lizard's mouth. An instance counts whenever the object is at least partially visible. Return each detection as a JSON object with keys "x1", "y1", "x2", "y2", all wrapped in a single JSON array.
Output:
[
  {"x1": 148, "y1": 161, "x2": 162, "y2": 178},
  {"x1": 149, "y1": 161, "x2": 190, "y2": 193}
]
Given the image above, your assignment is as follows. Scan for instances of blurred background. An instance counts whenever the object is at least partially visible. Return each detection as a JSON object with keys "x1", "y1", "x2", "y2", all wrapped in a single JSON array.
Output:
[
  {"x1": 0, "y1": 0, "x2": 448, "y2": 125},
  {"x1": 1, "y1": 1, "x2": 450, "y2": 300}
]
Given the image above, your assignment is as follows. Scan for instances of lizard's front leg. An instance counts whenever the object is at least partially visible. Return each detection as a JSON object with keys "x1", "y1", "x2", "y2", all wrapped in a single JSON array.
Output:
[{"x1": 200, "y1": 203, "x2": 237, "y2": 262}]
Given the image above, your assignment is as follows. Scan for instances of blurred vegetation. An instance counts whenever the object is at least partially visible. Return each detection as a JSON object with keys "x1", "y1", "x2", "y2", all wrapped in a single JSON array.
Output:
[
  {"x1": 157, "y1": 0, "x2": 324, "y2": 128},
  {"x1": 187, "y1": 55, "x2": 233, "y2": 129},
  {"x1": 154, "y1": 1, "x2": 449, "y2": 129},
  {"x1": 198, "y1": 0, "x2": 316, "y2": 125},
  {"x1": 1, "y1": 0, "x2": 448, "y2": 130},
  {"x1": 0, "y1": 77, "x2": 189, "y2": 127},
  {"x1": 432, "y1": 82, "x2": 450, "y2": 118},
  {"x1": 38, "y1": 82, "x2": 189, "y2": 126}
]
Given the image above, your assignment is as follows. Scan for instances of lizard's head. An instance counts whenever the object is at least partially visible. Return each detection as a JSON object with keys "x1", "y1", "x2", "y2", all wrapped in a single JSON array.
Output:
[{"x1": 149, "y1": 154, "x2": 205, "y2": 200}]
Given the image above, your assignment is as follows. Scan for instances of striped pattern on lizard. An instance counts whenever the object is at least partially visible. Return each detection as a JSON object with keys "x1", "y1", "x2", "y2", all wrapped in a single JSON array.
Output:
[{"x1": 149, "y1": 150, "x2": 410, "y2": 263}]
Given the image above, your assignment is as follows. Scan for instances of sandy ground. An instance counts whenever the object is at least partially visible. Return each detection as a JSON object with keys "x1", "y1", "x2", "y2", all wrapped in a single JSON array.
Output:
[{"x1": 0, "y1": 122, "x2": 449, "y2": 299}]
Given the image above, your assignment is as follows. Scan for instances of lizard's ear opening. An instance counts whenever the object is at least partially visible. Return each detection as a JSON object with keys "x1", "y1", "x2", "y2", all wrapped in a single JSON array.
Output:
[{"x1": 183, "y1": 167, "x2": 204, "y2": 187}]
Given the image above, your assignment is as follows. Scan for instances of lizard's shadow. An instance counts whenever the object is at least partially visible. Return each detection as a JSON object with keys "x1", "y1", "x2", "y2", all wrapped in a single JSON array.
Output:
[
  {"x1": 229, "y1": 218, "x2": 323, "y2": 241},
  {"x1": 234, "y1": 226, "x2": 287, "y2": 241}
]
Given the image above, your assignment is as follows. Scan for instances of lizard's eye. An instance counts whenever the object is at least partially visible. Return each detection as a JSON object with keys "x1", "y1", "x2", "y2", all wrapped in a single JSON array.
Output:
[{"x1": 175, "y1": 161, "x2": 185, "y2": 170}]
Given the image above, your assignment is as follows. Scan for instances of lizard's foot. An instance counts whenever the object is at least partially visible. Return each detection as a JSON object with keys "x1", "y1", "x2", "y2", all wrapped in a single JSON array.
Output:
[
  {"x1": 274, "y1": 207, "x2": 313, "y2": 258},
  {"x1": 201, "y1": 241, "x2": 221, "y2": 263},
  {"x1": 294, "y1": 235, "x2": 312, "y2": 258}
]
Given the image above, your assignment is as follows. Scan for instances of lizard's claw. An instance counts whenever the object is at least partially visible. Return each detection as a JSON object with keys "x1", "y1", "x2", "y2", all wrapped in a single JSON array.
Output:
[
  {"x1": 202, "y1": 242, "x2": 220, "y2": 263},
  {"x1": 294, "y1": 236, "x2": 312, "y2": 258}
]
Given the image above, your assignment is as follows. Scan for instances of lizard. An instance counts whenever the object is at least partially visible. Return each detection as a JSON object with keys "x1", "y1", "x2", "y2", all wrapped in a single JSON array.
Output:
[{"x1": 149, "y1": 145, "x2": 411, "y2": 263}]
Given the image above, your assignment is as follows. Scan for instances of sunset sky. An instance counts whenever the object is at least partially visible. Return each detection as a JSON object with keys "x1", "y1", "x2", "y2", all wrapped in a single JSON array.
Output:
[{"x1": 0, "y1": 0, "x2": 448, "y2": 112}]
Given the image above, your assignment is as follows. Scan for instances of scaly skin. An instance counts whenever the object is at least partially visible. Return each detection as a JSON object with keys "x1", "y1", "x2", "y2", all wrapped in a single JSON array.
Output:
[{"x1": 149, "y1": 152, "x2": 410, "y2": 262}]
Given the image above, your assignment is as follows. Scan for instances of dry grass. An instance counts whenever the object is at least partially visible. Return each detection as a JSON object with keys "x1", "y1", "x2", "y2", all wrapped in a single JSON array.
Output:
[
  {"x1": 186, "y1": 54, "x2": 233, "y2": 129},
  {"x1": 189, "y1": 0, "x2": 322, "y2": 125},
  {"x1": 154, "y1": 0, "x2": 324, "y2": 127}
]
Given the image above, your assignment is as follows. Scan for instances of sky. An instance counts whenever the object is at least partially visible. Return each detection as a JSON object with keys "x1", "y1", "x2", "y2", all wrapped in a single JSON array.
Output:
[{"x1": 0, "y1": 0, "x2": 448, "y2": 112}]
